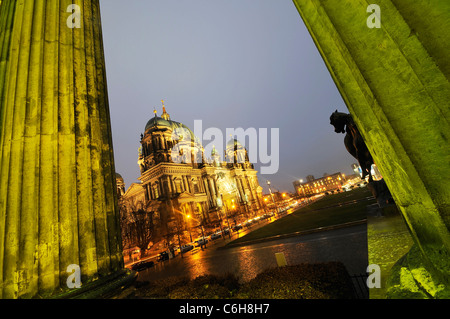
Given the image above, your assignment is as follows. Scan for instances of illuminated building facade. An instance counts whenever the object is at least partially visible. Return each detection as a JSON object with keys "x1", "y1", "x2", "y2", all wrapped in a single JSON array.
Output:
[
  {"x1": 293, "y1": 172, "x2": 346, "y2": 197},
  {"x1": 120, "y1": 105, "x2": 263, "y2": 239}
]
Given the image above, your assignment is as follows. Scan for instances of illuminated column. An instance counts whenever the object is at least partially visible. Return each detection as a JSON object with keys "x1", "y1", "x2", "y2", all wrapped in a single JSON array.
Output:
[
  {"x1": 212, "y1": 175, "x2": 220, "y2": 196},
  {"x1": 236, "y1": 177, "x2": 245, "y2": 203},
  {"x1": 202, "y1": 178, "x2": 212, "y2": 207},
  {"x1": 183, "y1": 175, "x2": 190, "y2": 193},
  {"x1": 293, "y1": 0, "x2": 450, "y2": 296},
  {"x1": 244, "y1": 176, "x2": 254, "y2": 201},
  {"x1": 245, "y1": 175, "x2": 257, "y2": 209},
  {"x1": 208, "y1": 176, "x2": 217, "y2": 206},
  {"x1": 0, "y1": 0, "x2": 126, "y2": 298},
  {"x1": 187, "y1": 176, "x2": 193, "y2": 193}
]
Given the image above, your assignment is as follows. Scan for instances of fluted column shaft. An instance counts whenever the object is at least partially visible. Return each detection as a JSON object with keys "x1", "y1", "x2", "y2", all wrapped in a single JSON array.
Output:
[
  {"x1": 293, "y1": 0, "x2": 450, "y2": 286},
  {"x1": 0, "y1": 0, "x2": 123, "y2": 298}
]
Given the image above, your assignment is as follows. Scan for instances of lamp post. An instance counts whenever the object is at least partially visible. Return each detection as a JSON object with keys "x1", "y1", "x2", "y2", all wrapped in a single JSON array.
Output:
[
  {"x1": 199, "y1": 223, "x2": 206, "y2": 250},
  {"x1": 215, "y1": 208, "x2": 225, "y2": 241},
  {"x1": 186, "y1": 214, "x2": 193, "y2": 242},
  {"x1": 266, "y1": 180, "x2": 279, "y2": 215}
]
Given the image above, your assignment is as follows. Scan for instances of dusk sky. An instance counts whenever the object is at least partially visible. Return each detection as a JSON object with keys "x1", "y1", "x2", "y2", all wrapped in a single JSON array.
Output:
[{"x1": 99, "y1": 0, "x2": 357, "y2": 193}]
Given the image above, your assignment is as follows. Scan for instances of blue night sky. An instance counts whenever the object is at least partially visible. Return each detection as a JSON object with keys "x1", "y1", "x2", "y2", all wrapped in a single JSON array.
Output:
[{"x1": 99, "y1": 0, "x2": 356, "y2": 193}]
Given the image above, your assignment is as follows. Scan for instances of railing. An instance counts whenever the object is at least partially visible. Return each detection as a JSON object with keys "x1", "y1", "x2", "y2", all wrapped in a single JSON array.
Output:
[{"x1": 350, "y1": 273, "x2": 369, "y2": 299}]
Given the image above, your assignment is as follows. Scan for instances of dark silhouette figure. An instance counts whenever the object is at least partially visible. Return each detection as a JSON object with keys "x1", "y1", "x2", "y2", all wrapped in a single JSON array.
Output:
[{"x1": 330, "y1": 110, "x2": 374, "y2": 182}]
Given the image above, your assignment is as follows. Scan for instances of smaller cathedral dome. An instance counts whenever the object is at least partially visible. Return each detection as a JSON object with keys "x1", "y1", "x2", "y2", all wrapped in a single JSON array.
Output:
[{"x1": 226, "y1": 138, "x2": 244, "y2": 150}]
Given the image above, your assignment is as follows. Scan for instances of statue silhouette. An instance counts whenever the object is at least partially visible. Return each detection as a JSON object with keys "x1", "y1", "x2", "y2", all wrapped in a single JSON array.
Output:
[{"x1": 330, "y1": 110, "x2": 374, "y2": 182}]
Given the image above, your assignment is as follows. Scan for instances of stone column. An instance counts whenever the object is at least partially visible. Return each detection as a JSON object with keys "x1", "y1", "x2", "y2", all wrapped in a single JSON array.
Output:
[
  {"x1": 167, "y1": 175, "x2": 173, "y2": 195},
  {"x1": 148, "y1": 182, "x2": 153, "y2": 200},
  {"x1": 236, "y1": 177, "x2": 245, "y2": 203},
  {"x1": 293, "y1": 0, "x2": 450, "y2": 296},
  {"x1": 208, "y1": 176, "x2": 217, "y2": 207},
  {"x1": 187, "y1": 175, "x2": 193, "y2": 193},
  {"x1": 0, "y1": 0, "x2": 127, "y2": 298},
  {"x1": 183, "y1": 175, "x2": 190, "y2": 193},
  {"x1": 202, "y1": 178, "x2": 210, "y2": 207},
  {"x1": 212, "y1": 175, "x2": 220, "y2": 197}
]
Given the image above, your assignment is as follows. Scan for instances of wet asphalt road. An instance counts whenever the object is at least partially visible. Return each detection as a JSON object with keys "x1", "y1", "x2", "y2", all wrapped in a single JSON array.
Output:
[{"x1": 135, "y1": 223, "x2": 368, "y2": 283}]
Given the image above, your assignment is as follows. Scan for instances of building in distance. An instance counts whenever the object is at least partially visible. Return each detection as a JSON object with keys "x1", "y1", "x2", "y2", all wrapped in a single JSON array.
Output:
[{"x1": 293, "y1": 172, "x2": 346, "y2": 198}]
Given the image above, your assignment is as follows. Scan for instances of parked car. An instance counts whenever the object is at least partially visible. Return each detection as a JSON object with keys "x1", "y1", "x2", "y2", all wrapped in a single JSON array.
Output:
[
  {"x1": 157, "y1": 251, "x2": 169, "y2": 262},
  {"x1": 179, "y1": 244, "x2": 194, "y2": 253},
  {"x1": 209, "y1": 233, "x2": 221, "y2": 240},
  {"x1": 232, "y1": 224, "x2": 243, "y2": 231},
  {"x1": 194, "y1": 237, "x2": 208, "y2": 247},
  {"x1": 243, "y1": 220, "x2": 253, "y2": 227},
  {"x1": 131, "y1": 260, "x2": 154, "y2": 272},
  {"x1": 222, "y1": 228, "x2": 230, "y2": 235}
]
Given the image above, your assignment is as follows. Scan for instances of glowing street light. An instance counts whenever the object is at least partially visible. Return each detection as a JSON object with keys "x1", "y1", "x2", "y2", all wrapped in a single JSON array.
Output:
[{"x1": 266, "y1": 180, "x2": 279, "y2": 214}]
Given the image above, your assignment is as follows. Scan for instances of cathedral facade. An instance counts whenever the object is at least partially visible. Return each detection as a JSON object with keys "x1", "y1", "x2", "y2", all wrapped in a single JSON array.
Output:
[{"x1": 119, "y1": 105, "x2": 264, "y2": 242}]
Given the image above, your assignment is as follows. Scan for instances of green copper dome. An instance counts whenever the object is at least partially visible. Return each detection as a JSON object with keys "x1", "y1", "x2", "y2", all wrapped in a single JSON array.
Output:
[
  {"x1": 143, "y1": 108, "x2": 201, "y2": 145},
  {"x1": 144, "y1": 116, "x2": 171, "y2": 131}
]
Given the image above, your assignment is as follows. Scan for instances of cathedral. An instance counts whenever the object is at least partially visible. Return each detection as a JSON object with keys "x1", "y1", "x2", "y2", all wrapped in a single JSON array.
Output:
[{"x1": 119, "y1": 103, "x2": 264, "y2": 243}]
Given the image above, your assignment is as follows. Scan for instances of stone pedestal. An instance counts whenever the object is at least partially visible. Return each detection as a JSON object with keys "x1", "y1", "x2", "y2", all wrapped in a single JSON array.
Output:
[
  {"x1": 293, "y1": 0, "x2": 450, "y2": 296},
  {"x1": 366, "y1": 179, "x2": 394, "y2": 209},
  {"x1": 0, "y1": 0, "x2": 125, "y2": 298}
]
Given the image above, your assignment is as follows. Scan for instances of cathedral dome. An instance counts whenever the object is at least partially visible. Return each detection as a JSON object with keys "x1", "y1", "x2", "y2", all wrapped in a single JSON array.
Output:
[
  {"x1": 168, "y1": 120, "x2": 198, "y2": 142},
  {"x1": 143, "y1": 105, "x2": 202, "y2": 145},
  {"x1": 144, "y1": 116, "x2": 171, "y2": 132},
  {"x1": 226, "y1": 138, "x2": 244, "y2": 150}
]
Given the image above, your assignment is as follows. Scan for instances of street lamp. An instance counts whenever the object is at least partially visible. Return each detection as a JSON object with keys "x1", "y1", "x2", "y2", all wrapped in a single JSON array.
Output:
[
  {"x1": 214, "y1": 208, "x2": 225, "y2": 241},
  {"x1": 266, "y1": 180, "x2": 279, "y2": 215}
]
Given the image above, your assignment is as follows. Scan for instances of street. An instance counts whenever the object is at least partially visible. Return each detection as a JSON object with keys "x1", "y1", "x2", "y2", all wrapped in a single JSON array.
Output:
[{"x1": 135, "y1": 223, "x2": 368, "y2": 284}]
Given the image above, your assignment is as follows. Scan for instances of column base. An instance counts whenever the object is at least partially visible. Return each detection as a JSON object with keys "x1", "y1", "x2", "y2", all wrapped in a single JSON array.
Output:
[{"x1": 386, "y1": 245, "x2": 450, "y2": 299}]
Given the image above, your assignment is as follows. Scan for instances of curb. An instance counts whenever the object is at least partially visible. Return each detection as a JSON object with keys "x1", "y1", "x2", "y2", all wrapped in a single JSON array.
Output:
[{"x1": 221, "y1": 219, "x2": 367, "y2": 249}]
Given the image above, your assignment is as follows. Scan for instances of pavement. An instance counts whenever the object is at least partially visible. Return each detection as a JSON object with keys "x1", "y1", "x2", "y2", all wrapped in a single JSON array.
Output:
[
  {"x1": 124, "y1": 211, "x2": 280, "y2": 268},
  {"x1": 125, "y1": 195, "x2": 361, "y2": 269}
]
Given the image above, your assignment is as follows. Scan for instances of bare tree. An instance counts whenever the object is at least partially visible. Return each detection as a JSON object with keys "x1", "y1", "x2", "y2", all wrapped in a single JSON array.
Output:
[
  {"x1": 119, "y1": 197, "x2": 159, "y2": 257},
  {"x1": 118, "y1": 198, "x2": 135, "y2": 253}
]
